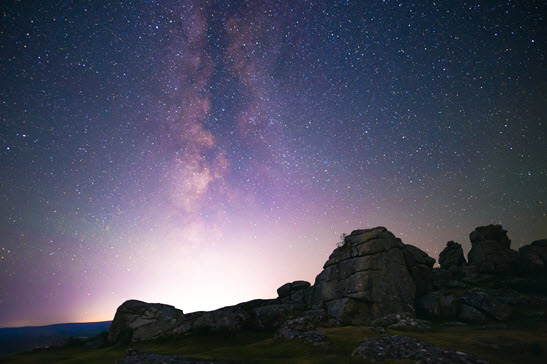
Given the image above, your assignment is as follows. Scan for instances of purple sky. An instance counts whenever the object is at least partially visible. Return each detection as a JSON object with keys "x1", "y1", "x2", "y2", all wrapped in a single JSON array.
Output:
[{"x1": 1, "y1": 0, "x2": 545, "y2": 327}]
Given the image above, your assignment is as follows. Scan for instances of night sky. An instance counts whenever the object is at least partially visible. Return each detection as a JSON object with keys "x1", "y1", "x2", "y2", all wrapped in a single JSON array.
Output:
[{"x1": 1, "y1": 0, "x2": 545, "y2": 327}]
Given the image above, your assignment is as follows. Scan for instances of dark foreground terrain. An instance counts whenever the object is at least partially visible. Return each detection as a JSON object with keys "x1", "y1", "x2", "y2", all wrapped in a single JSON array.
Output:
[{"x1": 3, "y1": 317, "x2": 547, "y2": 363}]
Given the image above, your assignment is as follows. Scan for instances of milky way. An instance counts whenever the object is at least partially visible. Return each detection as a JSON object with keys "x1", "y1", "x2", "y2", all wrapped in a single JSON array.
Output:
[{"x1": 1, "y1": 1, "x2": 545, "y2": 327}]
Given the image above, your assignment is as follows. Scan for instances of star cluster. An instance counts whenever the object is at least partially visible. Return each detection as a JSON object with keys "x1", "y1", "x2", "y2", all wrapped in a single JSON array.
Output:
[{"x1": 0, "y1": 0, "x2": 545, "y2": 327}]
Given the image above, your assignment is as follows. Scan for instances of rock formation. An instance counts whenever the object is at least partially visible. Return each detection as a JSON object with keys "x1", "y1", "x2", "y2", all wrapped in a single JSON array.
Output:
[
  {"x1": 107, "y1": 223, "x2": 546, "y2": 349},
  {"x1": 310, "y1": 227, "x2": 416, "y2": 325},
  {"x1": 467, "y1": 225, "x2": 519, "y2": 274},
  {"x1": 274, "y1": 309, "x2": 331, "y2": 347},
  {"x1": 439, "y1": 241, "x2": 466, "y2": 270},
  {"x1": 108, "y1": 300, "x2": 183, "y2": 343},
  {"x1": 519, "y1": 239, "x2": 547, "y2": 274},
  {"x1": 403, "y1": 244, "x2": 435, "y2": 296},
  {"x1": 276, "y1": 280, "x2": 311, "y2": 306}
]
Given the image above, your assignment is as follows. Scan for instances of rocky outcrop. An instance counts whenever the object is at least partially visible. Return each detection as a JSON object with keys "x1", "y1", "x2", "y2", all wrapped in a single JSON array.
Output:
[
  {"x1": 467, "y1": 225, "x2": 519, "y2": 275},
  {"x1": 108, "y1": 224, "x2": 546, "y2": 348},
  {"x1": 519, "y1": 239, "x2": 547, "y2": 274},
  {"x1": 403, "y1": 244, "x2": 435, "y2": 296},
  {"x1": 310, "y1": 227, "x2": 416, "y2": 325},
  {"x1": 417, "y1": 288, "x2": 514, "y2": 323},
  {"x1": 108, "y1": 300, "x2": 184, "y2": 343},
  {"x1": 371, "y1": 312, "x2": 431, "y2": 330},
  {"x1": 439, "y1": 241, "x2": 466, "y2": 270},
  {"x1": 276, "y1": 280, "x2": 311, "y2": 306},
  {"x1": 352, "y1": 335, "x2": 486, "y2": 363},
  {"x1": 417, "y1": 291, "x2": 461, "y2": 320},
  {"x1": 461, "y1": 288, "x2": 512, "y2": 321},
  {"x1": 274, "y1": 309, "x2": 331, "y2": 347},
  {"x1": 173, "y1": 298, "x2": 303, "y2": 334},
  {"x1": 175, "y1": 305, "x2": 252, "y2": 334}
]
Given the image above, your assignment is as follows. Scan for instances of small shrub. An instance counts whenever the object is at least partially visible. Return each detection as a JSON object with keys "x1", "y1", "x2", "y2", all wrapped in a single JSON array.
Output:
[{"x1": 336, "y1": 233, "x2": 347, "y2": 248}]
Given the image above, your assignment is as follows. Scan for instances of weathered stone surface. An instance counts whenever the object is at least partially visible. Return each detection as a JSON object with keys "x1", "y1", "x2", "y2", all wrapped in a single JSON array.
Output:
[
  {"x1": 276, "y1": 280, "x2": 311, "y2": 306},
  {"x1": 171, "y1": 298, "x2": 304, "y2": 335},
  {"x1": 519, "y1": 239, "x2": 547, "y2": 274},
  {"x1": 371, "y1": 312, "x2": 431, "y2": 329},
  {"x1": 403, "y1": 244, "x2": 435, "y2": 296},
  {"x1": 274, "y1": 310, "x2": 331, "y2": 347},
  {"x1": 108, "y1": 300, "x2": 184, "y2": 343},
  {"x1": 432, "y1": 268, "x2": 453, "y2": 289},
  {"x1": 468, "y1": 225, "x2": 519, "y2": 275},
  {"x1": 352, "y1": 335, "x2": 486, "y2": 363},
  {"x1": 252, "y1": 304, "x2": 297, "y2": 329},
  {"x1": 439, "y1": 241, "x2": 467, "y2": 270},
  {"x1": 123, "y1": 349, "x2": 224, "y2": 364},
  {"x1": 310, "y1": 227, "x2": 415, "y2": 325},
  {"x1": 470, "y1": 225, "x2": 511, "y2": 248},
  {"x1": 461, "y1": 289, "x2": 512, "y2": 321},
  {"x1": 417, "y1": 291, "x2": 460, "y2": 320},
  {"x1": 174, "y1": 305, "x2": 251, "y2": 334}
]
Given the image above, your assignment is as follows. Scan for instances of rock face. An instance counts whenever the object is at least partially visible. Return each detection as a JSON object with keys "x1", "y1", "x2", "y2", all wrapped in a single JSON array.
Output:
[
  {"x1": 310, "y1": 227, "x2": 416, "y2": 325},
  {"x1": 403, "y1": 244, "x2": 435, "y2": 296},
  {"x1": 519, "y1": 239, "x2": 547, "y2": 274},
  {"x1": 467, "y1": 225, "x2": 519, "y2": 274},
  {"x1": 461, "y1": 288, "x2": 512, "y2": 321},
  {"x1": 108, "y1": 300, "x2": 184, "y2": 343},
  {"x1": 276, "y1": 280, "x2": 311, "y2": 306},
  {"x1": 274, "y1": 309, "x2": 331, "y2": 347},
  {"x1": 417, "y1": 291, "x2": 460, "y2": 320},
  {"x1": 439, "y1": 241, "x2": 466, "y2": 270},
  {"x1": 352, "y1": 335, "x2": 486, "y2": 363}
]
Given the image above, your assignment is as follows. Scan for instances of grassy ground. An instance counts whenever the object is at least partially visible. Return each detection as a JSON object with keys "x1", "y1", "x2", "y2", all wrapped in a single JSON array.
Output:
[{"x1": 3, "y1": 321, "x2": 547, "y2": 363}]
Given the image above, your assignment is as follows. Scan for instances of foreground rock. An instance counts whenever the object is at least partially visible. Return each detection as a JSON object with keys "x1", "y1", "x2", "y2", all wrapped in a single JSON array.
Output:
[
  {"x1": 439, "y1": 241, "x2": 466, "y2": 270},
  {"x1": 371, "y1": 312, "x2": 431, "y2": 330},
  {"x1": 274, "y1": 310, "x2": 331, "y2": 347},
  {"x1": 310, "y1": 227, "x2": 417, "y2": 325},
  {"x1": 468, "y1": 225, "x2": 519, "y2": 275},
  {"x1": 352, "y1": 335, "x2": 487, "y2": 363},
  {"x1": 108, "y1": 300, "x2": 183, "y2": 342},
  {"x1": 123, "y1": 349, "x2": 224, "y2": 363}
]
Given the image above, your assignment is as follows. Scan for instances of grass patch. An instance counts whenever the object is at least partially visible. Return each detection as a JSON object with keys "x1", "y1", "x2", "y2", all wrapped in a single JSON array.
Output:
[
  {"x1": 4, "y1": 322, "x2": 547, "y2": 363},
  {"x1": 389, "y1": 324, "x2": 547, "y2": 364}
]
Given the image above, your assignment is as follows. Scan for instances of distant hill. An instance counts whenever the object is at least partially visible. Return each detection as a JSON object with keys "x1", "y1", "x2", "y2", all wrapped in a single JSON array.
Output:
[{"x1": 0, "y1": 321, "x2": 111, "y2": 356}]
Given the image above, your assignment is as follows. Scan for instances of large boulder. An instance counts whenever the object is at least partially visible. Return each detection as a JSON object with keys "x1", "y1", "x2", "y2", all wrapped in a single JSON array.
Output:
[
  {"x1": 310, "y1": 227, "x2": 416, "y2": 325},
  {"x1": 403, "y1": 244, "x2": 435, "y2": 296},
  {"x1": 467, "y1": 225, "x2": 519, "y2": 275},
  {"x1": 276, "y1": 280, "x2": 311, "y2": 306},
  {"x1": 108, "y1": 300, "x2": 184, "y2": 343},
  {"x1": 439, "y1": 241, "x2": 466, "y2": 270},
  {"x1": 519, "y1": 239, "x2": 547, "y2": 274},
  {"x1": 274, "y1": 310, "x2": 331, "y2": 347}
]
